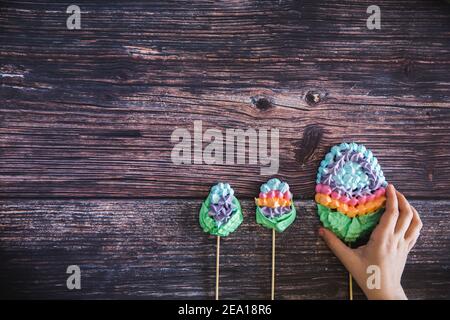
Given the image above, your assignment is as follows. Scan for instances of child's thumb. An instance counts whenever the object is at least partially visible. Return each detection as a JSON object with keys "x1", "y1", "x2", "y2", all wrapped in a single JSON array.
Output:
[{"x1": 319, "y1": 227, "x2": 356, "y2": 268}]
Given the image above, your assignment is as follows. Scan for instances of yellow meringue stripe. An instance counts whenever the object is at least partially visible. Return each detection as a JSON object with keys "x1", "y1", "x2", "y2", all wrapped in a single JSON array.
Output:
[
  {"x1": 255, "y1": 197, "x2": 292, "y2": 208},
  {"x1": 315, "y1": 193, "x2": 386, "y2": 218}
]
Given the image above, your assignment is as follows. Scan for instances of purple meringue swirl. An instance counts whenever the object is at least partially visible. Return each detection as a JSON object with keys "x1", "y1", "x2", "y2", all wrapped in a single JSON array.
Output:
[
  {"x1": 208, "y1": 194, "x2": 236, "y2": 227},
  {"x1": 260, "y1": 206, "x2": 291, "y2": 218},
  {"x1": 320, "y1": 149, "x2": 385, "y2": 198}
]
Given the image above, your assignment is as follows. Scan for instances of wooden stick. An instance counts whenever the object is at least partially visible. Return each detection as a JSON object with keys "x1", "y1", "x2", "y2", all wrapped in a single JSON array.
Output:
[
  {"x1": 215, "y1": 236, "x2": 220, "y2": 300},
  {"x1": 348, "y1": 242, "x2": 353, "y2": 300},
  {"x1": 349, "y1": 271, "x2": 353, "y2": 300},
  {"x1": 271, "y1": 228, "x2": 275, "y2": 300}
]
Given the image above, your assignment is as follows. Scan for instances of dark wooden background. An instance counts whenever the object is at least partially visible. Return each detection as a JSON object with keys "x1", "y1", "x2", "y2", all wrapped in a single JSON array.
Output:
[{"x1": 1, "y1": 0, "x2": 449, "y2": 299}]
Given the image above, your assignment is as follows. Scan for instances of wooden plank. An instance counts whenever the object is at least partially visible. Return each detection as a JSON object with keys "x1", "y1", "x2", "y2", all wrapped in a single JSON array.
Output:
[
  {"x1": 1, "y1": 95, "x2": 450, "y2": 198},
  {"x1": 0, "y1": 199, "x2": 448, "y2": 299},
  {"x1": 1, "y1": 0, "x2": 450, "y2": 198},
  {"x1": 1, "y1": 0, "x2": 449, "y2": 107}
]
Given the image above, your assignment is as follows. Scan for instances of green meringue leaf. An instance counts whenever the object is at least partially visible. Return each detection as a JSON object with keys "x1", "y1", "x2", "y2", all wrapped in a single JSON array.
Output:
[
  {"x1": 256, "y1": 203, "x2": 296, "y2": 233},
  {"x1": 317, "y1": 204, "x2": 384, "y2": 243}
]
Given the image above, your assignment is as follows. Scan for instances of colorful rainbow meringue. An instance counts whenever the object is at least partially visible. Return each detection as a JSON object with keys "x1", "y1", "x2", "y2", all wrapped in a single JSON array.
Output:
[
  {"x1": 316, "y1": 143, "x2": 388, "y2": 243},
  {"x1": 255, "y1": 178, "x2": 296, "y2": 232}
]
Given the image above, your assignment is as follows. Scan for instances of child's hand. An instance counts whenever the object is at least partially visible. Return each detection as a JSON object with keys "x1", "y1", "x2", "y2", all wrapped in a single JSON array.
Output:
[{"x1": 319, "y1": 184, "x2": 422, "y2": 300}]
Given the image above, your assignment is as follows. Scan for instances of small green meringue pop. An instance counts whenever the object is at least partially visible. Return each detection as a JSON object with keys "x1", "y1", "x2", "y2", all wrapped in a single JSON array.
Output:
[
  {"x1": 199, "y1": 182, "x2": 243, "y2": 237},
  {"x1": 255, "y1": 178, "x2": 296, "y2": 233},
  {"x1": 199, "y1": 182, "x2": 243, "y2": 300},
  {"x1": 255, "y1": 178, "x2": 297, "y2": 300}
]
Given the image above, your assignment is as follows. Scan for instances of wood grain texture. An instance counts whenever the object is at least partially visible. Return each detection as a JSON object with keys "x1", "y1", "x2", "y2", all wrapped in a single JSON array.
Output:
[
  {"x1": 0, "y1": 200, "x2": 449, "y2": 300},
  {"x1": 1, "y1": 0, "x2": 450, "y2": 198}
]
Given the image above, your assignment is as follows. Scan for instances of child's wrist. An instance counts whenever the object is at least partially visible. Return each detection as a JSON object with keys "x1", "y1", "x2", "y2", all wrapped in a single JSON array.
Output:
[{"x1": 365, "y1": 285, "x2": 407, "y2": 300}]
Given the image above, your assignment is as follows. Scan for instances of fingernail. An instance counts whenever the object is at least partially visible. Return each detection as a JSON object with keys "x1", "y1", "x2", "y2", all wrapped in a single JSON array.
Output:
[{"x1": 318, "y1": 228, "x2": 324, "y2": 236}]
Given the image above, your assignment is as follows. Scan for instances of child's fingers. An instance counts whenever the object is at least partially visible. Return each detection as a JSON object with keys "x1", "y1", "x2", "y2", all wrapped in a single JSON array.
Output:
[
  {"x1": 405, "y1": 206, "x2": 422, "y2": 247},
  {"x1": 319, "y1": 227, "x2": 358, "y2": 272},
  {"x1": 376, "y1": 184, "x2": 398, "y2": 235},
  {"x1": 407, "y1": 236, "x2": 419, "y2": 252},
  {"x1": 394, "y1": 191, "x2": 414, "y2": 237}
]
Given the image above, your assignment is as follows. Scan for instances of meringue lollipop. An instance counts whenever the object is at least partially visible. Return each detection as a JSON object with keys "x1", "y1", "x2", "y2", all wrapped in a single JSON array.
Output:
[
  {"x1": 255, "y1": 178, "x2": 296, "y2": 299},
  {"x1": 199, "y1": 182, "x2": 243, "y2": 299},
  {"x1": 315, "y1": 142, "x2": 388, "y2": 299},
  {"x1": 315, "y1": 142, "x2": 387, "y2": 243}
]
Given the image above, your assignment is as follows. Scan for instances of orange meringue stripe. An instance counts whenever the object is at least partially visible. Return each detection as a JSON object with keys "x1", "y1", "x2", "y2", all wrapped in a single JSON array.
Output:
[
  {"x1": 255, "y1": 197, "x2": 292, "y2": 208},
  {"x1": 315, "y1": 193, "x2": 386, "y2": 218}
]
